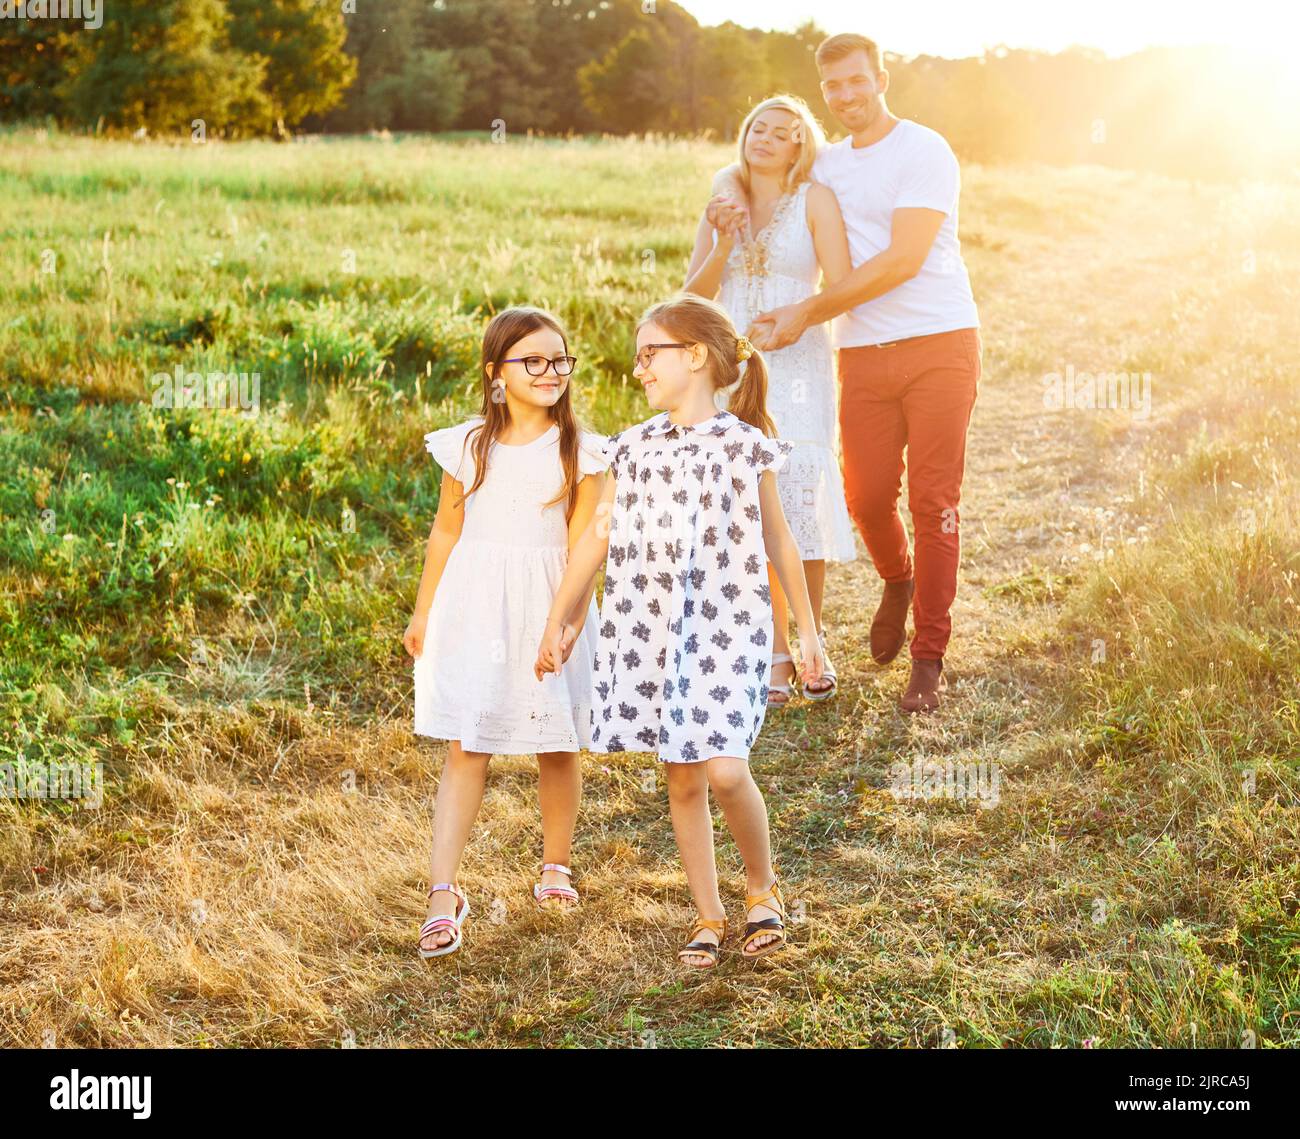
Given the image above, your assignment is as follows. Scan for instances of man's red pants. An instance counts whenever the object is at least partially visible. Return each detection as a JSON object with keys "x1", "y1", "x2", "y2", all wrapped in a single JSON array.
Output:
[{"x1": 837, "y1": 327, "x2": 981, "y2": 661}]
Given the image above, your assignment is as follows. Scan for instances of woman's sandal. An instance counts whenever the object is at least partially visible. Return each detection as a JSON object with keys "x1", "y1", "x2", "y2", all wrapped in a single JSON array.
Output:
[
  {"x1": 418, "y1": 882, "x2": 470, "y2": 960},
  {"x1": 767, "y1": 652, "x2": 798, "y2": 708},
  {"x1": 533, "y1": 862, "x2": 579, "y2": 910},
  {"x1": 801, "y1": 629, "x2": 838, "y2": 702},
  {"x1": 678, "y1": 916, "x2": 728, "y2": 969},
  {"x1": 742, "y1": 879, "x2": 788, "y2": 959}
]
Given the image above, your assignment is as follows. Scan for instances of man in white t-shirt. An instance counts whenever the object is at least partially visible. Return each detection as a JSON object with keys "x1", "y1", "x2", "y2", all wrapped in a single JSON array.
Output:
[{"x1": 708, "y1": 32, "x2": 982, "y2": 713}]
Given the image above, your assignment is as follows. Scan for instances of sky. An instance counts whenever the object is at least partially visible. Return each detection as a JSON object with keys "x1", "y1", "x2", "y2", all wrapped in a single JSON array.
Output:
[{"x1": 673, "y1": 0, "x2": 1289, "y2": 61}]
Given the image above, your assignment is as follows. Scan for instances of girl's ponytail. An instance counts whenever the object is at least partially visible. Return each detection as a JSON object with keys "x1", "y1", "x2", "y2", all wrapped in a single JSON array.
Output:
[
  {"x1": 725, "y1": 342, "x2": 776, "y2": 438},
  {"x1": 637, "y1": 294, "x2": 778, "y2": 438}
]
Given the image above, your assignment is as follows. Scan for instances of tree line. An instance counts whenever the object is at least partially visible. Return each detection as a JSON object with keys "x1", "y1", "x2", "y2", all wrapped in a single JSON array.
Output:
[{"x1": 1, "y1": 0, "x2": 1292, "y2": 179}]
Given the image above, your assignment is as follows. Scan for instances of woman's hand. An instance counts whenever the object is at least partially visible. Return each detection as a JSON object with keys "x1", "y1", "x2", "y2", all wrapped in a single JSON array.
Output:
[{"x1": 403, "y1": 613, "x2": 428, "y2": 660}]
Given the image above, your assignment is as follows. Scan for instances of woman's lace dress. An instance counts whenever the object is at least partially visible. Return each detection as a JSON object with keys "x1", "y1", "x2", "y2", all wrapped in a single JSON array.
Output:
[{"x1": 717, "y1": 180, "x2": 857, "y2": 563}]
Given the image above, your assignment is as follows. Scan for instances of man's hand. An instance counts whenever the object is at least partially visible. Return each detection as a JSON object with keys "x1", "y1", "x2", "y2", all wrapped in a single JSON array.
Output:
[
  {"x1": 748, "y1": 302, "x2": 809, "y2": 352},
  {"x1": 705, "y1": 193, "x2": 748, "y2": 238}
]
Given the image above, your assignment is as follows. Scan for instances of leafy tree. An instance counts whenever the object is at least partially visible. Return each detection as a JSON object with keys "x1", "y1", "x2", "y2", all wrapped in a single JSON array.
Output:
[
  {"x1": 431, "y1": 0, "x2": 546, "y2": 133},
  {"x1": 58, "y1": 0, "x2": 270, "y2": 136},
  {"x1": 579, "y1": 22, "x2": 691, "y2": 134},
  {"x1": 526, "y1": 0, "x2": 659, "y2": 133},
  {"x1": 690, "y1": 22, "x2": 772, "y2": 137},
  {"x1": 0, "y1": 19, "x2": 77, "y2": 120},
  {"x1": 370, "y1": 48, "x2": 466, "y2": 132},
  {"x1": 761, "y1": 21, "x2": 831, "y2": 128},
  {"x1": 316, "y1": 0, "x2": 464, "y2": 132},
  {"x1": 226, "y1": 0, "x2": 357, "y2": 136}
]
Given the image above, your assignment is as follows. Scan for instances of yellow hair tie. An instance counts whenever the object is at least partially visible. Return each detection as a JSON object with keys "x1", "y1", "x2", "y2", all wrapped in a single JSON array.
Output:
[{"x1": 735, "y1": 336, "x2": 755, "y2": 363}]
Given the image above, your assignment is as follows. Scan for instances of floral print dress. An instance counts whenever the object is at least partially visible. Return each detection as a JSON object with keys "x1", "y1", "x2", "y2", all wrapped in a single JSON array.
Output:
[{"x1": 590, "y1": 409, "x2": 794, "y2": 763}]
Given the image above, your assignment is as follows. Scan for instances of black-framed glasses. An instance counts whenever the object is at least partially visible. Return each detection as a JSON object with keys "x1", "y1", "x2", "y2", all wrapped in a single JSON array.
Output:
[
  {"x1": 501, "y1": 355, "x2": 577, "y2": 377},
  {"x1": 633, "y1": 343, "x2": 691, "y2": 371}
]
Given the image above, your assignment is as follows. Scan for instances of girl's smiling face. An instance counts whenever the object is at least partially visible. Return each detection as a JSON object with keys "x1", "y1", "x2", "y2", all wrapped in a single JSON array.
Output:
[
  {"x1": 633, "y1": 322, "x2": 707, "y2": 412},
  {"x1": 491, "y1": 327, "x2": 571, "y2": 409}
]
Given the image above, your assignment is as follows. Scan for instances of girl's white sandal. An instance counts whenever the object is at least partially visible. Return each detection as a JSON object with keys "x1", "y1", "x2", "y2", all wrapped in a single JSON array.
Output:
[
  {"x1": 532, "y1": 862, "x2": 579, "y2": 909},
  {"x1": 767, "y1": 652, "x2": 798, "y2": 708},
  {"x1": 418, "y1": 882, "x2": 470, "y2": 959}
]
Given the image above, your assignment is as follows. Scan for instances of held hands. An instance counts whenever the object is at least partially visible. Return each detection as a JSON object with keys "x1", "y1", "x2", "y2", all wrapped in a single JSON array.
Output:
[
  {"x1": 706, "y1": 193, "x2": 748, "y2": 240},
  {"x1": 534, "y1": 617, "x2": 578, "y2": 681},
  {"x1": 747, "y1": 302, "x2": 808, "y2": 352}
]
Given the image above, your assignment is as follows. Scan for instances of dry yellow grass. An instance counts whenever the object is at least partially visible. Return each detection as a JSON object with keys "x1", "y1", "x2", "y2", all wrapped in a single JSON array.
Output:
[{"x1": 2, "y1": 140, "x2": 1297, "y2": 1047}]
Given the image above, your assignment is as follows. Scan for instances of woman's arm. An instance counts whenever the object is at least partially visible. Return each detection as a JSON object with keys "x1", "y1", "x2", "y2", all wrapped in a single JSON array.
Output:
[
  {"x1": 683, "y1": 209, "x2": 735, "y2": 298},
  {"x1": 806, "y1": 182, "x2": 852, "y2": 286},
  {"x1": 403, "y1": 471, "x2": 466, "y2": 658},
  {"x1": 758, "y1": 471, "x2": 824, "y2": 684},
  {"x1": 535, "y1": 474, "x2": 618, "y2": 679}
]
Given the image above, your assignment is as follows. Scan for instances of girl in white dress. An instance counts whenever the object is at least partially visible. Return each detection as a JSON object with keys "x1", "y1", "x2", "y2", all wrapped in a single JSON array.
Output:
[
  {"x1": 685, "y1": 95, "x2": 856, "y2": 708},
  {"x1": 535, "y1": 294, "x2": 824, "y2": 969},
  {"x1": 403, "y1": 306, "x2": 610, "y2": 959}
]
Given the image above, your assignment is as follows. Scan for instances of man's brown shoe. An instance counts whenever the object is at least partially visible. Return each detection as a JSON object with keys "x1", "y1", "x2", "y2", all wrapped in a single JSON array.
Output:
[
  {"x1": 900, "y1": 658, "x2": 945, "y2": 714},
  {"x1": 870, "y1": 579, "x2": 914, "y2": 664}
]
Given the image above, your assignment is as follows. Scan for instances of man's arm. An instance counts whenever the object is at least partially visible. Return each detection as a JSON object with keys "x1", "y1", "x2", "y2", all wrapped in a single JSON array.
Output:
[
  {"x1": 706, "y1": 162, "x2": 748, "y2": 236},
  {"x1": 806, "y1": 206, "x2": 944, "y2": 322},
  {"x1": 749, "y1": 207, "x2": 945, "y2": 350},
  {"x1": 710, "y1": 162, "x2": 743, "y2": 197}
]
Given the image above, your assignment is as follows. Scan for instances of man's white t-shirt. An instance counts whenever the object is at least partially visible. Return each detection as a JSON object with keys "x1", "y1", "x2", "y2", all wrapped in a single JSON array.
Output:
[{"x1": 811, "y1": 119, "x2": 979, "y2": 347}]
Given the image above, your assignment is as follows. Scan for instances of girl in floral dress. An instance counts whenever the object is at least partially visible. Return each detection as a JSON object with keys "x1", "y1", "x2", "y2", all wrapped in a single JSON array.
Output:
[{"x1": 535, "y1": 294, "x2": 824, "y2": 968}]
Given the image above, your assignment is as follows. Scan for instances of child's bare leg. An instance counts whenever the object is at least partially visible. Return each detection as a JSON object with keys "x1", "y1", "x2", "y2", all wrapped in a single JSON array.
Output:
[
  {"x1": 665, "y1": 761, "x2": 725, "y2": 966},
  {"x1": 536, "y1": 750, "x2": 581, "y2": 906},
  {"x1": 705, "y1": 756, "x2": 780, "y2": 953},
  {"x1": 422, "y1": 740, "x2": 490, "y2": 951}
]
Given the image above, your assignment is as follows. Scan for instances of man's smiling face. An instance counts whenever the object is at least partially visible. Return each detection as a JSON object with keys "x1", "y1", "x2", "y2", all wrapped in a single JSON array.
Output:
[{"x1": 819, "y1": 50, "x2": 888, "y2": 134}]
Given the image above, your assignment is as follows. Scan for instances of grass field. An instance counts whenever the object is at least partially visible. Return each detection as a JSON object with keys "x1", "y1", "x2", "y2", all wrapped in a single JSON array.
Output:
[{"x1": 1, "y1": 130, "x2": 1297, "y2": 1048}]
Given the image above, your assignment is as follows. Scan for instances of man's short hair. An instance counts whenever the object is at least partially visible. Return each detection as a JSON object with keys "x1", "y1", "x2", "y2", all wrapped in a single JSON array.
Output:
[{"x1": 815, "y1": 33, "x2": 882, "y2": 72}]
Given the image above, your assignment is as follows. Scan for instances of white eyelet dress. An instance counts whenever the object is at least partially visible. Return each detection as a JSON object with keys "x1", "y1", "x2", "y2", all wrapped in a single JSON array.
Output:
[
  {"x1": 414, "y1": 417, "x2": 610, "y2": 755},
  {"x1": 717, "y1": 180, "x2": 857, "y2": 562},
  {"x1": 589, "y1": 410, "x2": 794, "y2": 764}
]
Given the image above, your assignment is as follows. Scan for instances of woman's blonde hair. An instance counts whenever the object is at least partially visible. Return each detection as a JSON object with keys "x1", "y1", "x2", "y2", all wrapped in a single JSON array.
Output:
[
  {"x1": 736, "y1": 94, "x2": 827, "y2": 196},
  {"x1": 638, "y1": 294, "x2": 776, "y2": 438}
]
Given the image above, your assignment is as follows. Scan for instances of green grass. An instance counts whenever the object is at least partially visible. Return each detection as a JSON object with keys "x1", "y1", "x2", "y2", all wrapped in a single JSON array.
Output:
[{"x1": 0, "y1": 131, "x2": 1297, "y2": 1048}]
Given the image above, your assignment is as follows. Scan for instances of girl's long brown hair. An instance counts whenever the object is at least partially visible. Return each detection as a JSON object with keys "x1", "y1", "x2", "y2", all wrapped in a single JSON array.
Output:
[
  {"x1": 638, "y1": 294, "x2": 776, "y2": 437},
  {"x1": 453, "y1": 306, "x2": 585, "y2": 520}
]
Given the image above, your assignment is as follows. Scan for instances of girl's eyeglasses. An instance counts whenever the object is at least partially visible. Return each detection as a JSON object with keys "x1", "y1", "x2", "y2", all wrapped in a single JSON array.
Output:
[
  {"x1": 501, "y1": 355, "x2": 577, "y2": 377},
  {"x1": 633, "y1": 343, "x2": 690, "y2": 371}
]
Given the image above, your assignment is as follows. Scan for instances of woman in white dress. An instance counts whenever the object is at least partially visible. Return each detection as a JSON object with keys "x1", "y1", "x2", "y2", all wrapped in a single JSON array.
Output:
[{"x1": 685, "y1": 94, "x2": 857, "y2": 706}]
